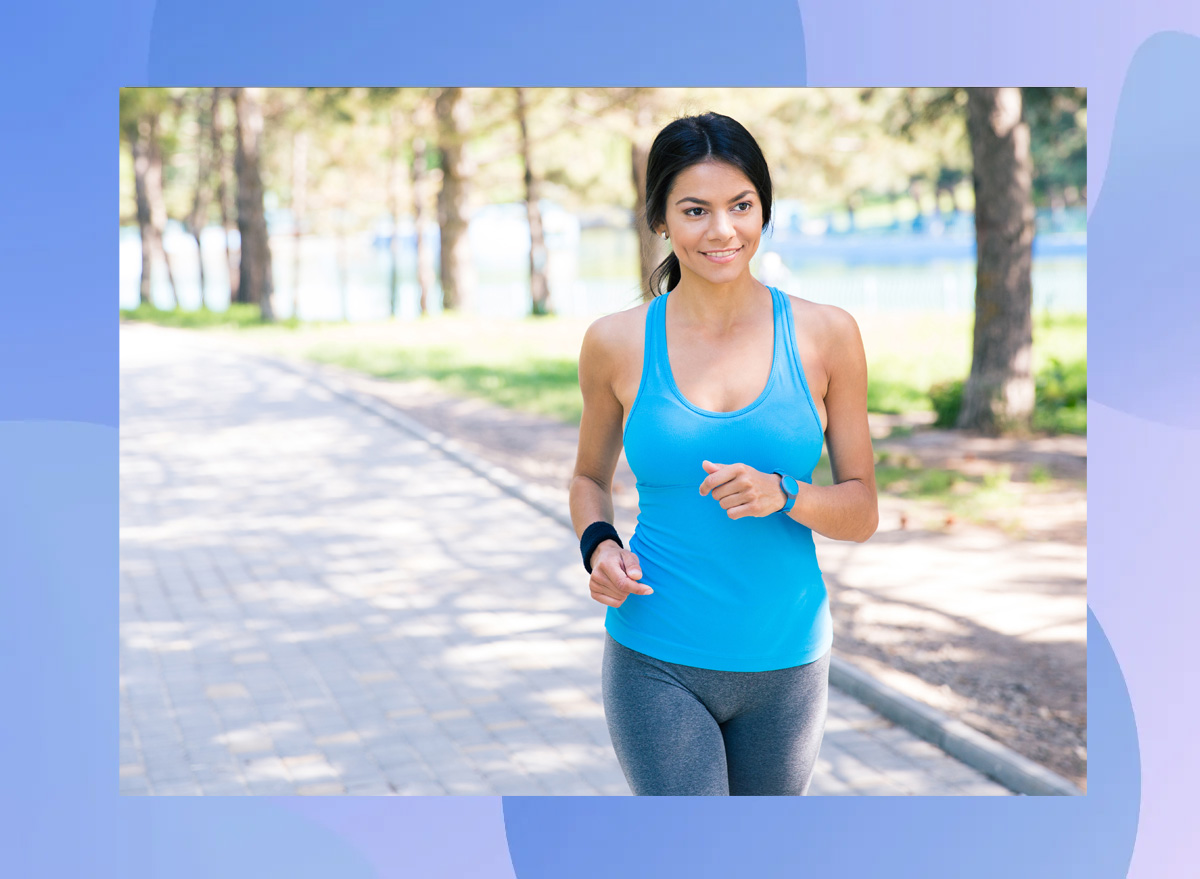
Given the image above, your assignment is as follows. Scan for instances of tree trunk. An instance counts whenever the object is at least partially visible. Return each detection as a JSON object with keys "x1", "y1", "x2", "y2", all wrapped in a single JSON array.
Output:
[
  {"x1": 515, "y1": 88, "x2": 552, "y2": 316},
  {"x1": 959, "y1": 87, "x2": 1036, "y2": 435},
  {"x1": 631, "y1": 135, "x2": 658, "y2": 300},
  {"x1": 131, "y1": 128, "x2": 156, "y2": 306},
  {"x1": 133, "y1": 116, "x2": 177, "y2": 308},
  {"x1": 411, "y1": 136, "x2": 435, "y2": 316},
  {"x1": 410, "y1": 93, "x2": 436, "y2": 316},
  {"x1": 335, "y1": 221, "x2": 350, "y2": 321},
  {"x1": 435, "y1": 87, "x2": 476, "y2": 312},
  {"x1": 388, "y1": 103, "x2": 402, "y2": 318},
  {"x1": 211, "y1": 88, "x2": 239, "y2": 303},
  {"x1": 185, "y1": 90, "x2": 212, "y2": 306},
  {"x1": 233, "y1": 87, "x2": 274, "y2": 321},
  {"x1": 148, "y1": 124, "x2": 179, "y2": 308},
  {"x1": 291, "y1": 127, "x2": 308, "y2": 319}
]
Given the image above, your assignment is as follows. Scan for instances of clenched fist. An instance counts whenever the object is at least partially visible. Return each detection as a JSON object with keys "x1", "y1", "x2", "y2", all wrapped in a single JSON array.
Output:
[
  {"x1": 698, "y1": 460, "x2": 787, "y2": 519},
  {"x1": 588, "y1": 540, "x2": 654, "y2": 608}
]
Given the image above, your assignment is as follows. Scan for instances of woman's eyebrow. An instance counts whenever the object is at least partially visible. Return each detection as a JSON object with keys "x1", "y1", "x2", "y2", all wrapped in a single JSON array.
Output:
[{"x1": 674, "y1": 190, "x2": 756, "y2": 206}]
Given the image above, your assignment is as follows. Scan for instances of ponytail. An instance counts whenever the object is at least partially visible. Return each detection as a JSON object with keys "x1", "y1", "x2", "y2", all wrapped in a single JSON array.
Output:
[{"x1": 649, "y1": 252, "x2": 680, "y2": 297}]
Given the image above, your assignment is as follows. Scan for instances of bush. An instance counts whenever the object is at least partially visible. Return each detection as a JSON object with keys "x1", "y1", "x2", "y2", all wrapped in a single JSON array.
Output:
[
  {"x1": 929, "y1": 379, "x2": 965, "y2": 428},
  {"x1": 927, "y1": 357, "x2": 1087, "y2": 435},
  {"x1": 1036, "y1": 356, "x2": 1087, "y2": 409}
]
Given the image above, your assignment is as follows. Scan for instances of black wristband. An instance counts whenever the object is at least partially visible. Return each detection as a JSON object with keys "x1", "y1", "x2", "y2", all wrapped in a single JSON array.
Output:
[{"x1": 580, "y1": 521, "x2": 623, "y2": 574}]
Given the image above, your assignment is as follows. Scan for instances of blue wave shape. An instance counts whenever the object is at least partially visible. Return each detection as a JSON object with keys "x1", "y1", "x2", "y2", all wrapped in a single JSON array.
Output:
[
  {"x1": 1090, "y1": 31, "x2": 1200, "y2": 428},
  {"x1": 503, "y1": 606, "x2": 1138, "y2": 878}
]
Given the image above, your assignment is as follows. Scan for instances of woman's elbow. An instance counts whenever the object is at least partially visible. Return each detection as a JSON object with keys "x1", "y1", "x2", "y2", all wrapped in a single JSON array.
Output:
[{"x1": 855, "y1": 504, "x2": 880, "y2": 542}]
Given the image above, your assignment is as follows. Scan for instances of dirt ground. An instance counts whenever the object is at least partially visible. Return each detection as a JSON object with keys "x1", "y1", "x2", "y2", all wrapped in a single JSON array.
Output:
[
  {"x1": 215, "y1": 333, "x2": 1089, "y2": 791},
  {"x1": 841, "y1": 416, "x2": 1086, "y2": 790}
]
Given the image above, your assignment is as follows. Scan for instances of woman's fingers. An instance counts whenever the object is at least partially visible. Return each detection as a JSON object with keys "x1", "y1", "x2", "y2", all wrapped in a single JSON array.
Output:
[
  {"x1": 588, "y1": 584, "x2": 624, "y2": 608},
  {"x1": 589, "y1": 552, "x2": 653, "y2": 607},
  {"x1": 617, "y1": 552, "x2": 653, "y2": 595},
  {"x1": 590, "y1": 577, "x2": 632, "y2": 607},
  {"x1": 706, "y1": 471, "x2": 777, "y2": 517}
]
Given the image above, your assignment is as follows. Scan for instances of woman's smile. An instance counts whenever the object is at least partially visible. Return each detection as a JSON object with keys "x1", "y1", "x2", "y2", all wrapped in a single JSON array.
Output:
[{"x1": 700, "y1": 245, "x2": 743, "y2": 263}]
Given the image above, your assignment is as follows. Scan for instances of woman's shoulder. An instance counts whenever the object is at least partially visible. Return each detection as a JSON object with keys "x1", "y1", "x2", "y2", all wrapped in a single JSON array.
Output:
[
  {"x1": 579, "y1": 300, "x2": 652, "y2": 388},
  {"x1": 777, "y1": 290, "x2": 864, "y2": 381},
  {"x1": 582, "y1": 300, "x2": 651, "y2": 358},
  {"x1": 779, "y1": 290, "x2": 861, "y2": 342}
]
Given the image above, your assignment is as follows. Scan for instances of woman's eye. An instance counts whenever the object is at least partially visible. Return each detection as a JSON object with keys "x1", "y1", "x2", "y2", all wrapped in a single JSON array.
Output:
[
  {"x1": 684, "y1": 207, "x2": 705, "y2": 217},
  {"x1": 735, "y1": 202, "x2": 753, "y2": 212}
]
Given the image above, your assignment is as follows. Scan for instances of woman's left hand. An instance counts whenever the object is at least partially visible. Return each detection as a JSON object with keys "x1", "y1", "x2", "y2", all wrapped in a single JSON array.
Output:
[{"x1": 698, "y1": 460, "x2": 786, "y2": 519}]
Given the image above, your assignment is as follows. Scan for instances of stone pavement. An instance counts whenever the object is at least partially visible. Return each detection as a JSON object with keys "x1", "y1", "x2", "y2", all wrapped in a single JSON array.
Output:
[{"x1": 119, "y1": 323, "x2": 1010, "y2": 796}]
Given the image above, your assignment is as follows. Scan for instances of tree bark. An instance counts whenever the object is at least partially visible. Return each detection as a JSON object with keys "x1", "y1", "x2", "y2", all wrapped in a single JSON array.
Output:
[
  {"x1": 185, "y1": 90, "x2": 212, "y2": 306},
  {"x1": 410, "y1": 114, "x2": 436, "y2": 316},
  {"x1": 632, "y1": 135, "x2": 657, "y2": 300},
  {"x1": 131, "y1": 127, "x2": 156, "y2": 306},
  {"x1": 960, "y1": 87, "x2": 1036, "y2": 435},
  {"x1": 133, "y1": 116, "x2": 177, "y2": 308},
  {"x1": 211, "y1": 88, "x2": 240, "y2": 303},
  {"x1": 515, "y1": 88, "x2": 552, "y2": 316},
  {"x1": 388, "y1": 103, "x2": 403, "y2": 318},
  {"x1": 291, "y1": 127, "x2": 308, "y2": 319},
  {"x1": 435, "y1": 87, "x2": 476, "y2": 312},
  {"x1": 233, "y1": 87, "x2": 275, "y2": 320},
  {"x1": 335, "y1": 223, "x2": 350, "y2": 321}
]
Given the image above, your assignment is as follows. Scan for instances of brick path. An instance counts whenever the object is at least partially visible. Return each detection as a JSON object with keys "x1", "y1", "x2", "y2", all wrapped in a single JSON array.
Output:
[{"x1": 119, "y1": 323, "x2": 1010, "y2": 796}]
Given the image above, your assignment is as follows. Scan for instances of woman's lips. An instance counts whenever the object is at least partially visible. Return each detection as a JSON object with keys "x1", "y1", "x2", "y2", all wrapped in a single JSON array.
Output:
[{"x1": 700, "y1": 246, "x2": 742, "y2": 264}]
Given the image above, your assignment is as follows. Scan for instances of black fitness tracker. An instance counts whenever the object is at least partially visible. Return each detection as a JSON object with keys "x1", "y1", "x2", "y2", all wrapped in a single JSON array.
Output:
[{"x1": 771, "y1": 470, "x2": 799, "y2": 514}]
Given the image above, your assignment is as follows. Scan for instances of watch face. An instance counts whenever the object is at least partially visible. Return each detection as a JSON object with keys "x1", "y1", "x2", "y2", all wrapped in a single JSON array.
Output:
[{"x1": 782, "y1": 475, "x2": 799, "y2": 496}]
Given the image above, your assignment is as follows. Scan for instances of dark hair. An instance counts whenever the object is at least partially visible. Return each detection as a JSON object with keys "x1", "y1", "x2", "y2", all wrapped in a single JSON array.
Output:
[{"x1": 644, "y1": 113, "x2": 773, "y2": 296}]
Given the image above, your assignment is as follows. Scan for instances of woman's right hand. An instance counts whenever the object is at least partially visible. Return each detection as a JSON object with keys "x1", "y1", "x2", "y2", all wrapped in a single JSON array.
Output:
[{"x1": 588, "y1": 541, "x2": 654, "y2": 608}]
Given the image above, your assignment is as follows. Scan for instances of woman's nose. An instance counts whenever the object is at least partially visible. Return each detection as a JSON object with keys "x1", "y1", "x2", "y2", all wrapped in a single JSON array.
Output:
[{"x1": 708, "y1": 211, "x2": 734, "y2": 240}]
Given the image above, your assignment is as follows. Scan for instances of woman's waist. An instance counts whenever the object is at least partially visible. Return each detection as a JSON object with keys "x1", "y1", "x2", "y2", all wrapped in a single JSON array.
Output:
[
  {"x1": 632, "y1": 491, "x2": 817, "y2": 540},
  {"x1": 629, "y1": 519, "x2": 821, "y2": 577}
]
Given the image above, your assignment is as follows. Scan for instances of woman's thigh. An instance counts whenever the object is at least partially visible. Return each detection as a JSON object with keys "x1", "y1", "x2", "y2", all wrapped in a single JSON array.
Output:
[
  {"x1": 720, "y1": 650, "x2": 831, "y2": 796},
  {"x1": 602, "y1": 633, "x2": 729, "y2": 796}
]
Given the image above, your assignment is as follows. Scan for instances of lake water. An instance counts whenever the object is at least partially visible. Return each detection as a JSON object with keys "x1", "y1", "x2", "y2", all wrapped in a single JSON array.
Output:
[{"x1": 119, "y1": 219, "x2": 1086, "y2": 321}]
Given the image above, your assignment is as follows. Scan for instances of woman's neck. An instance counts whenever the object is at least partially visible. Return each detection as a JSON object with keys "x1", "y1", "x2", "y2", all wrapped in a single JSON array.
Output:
[{"x1": 668, "y1": 270, "x2": 769, "y2": 334}]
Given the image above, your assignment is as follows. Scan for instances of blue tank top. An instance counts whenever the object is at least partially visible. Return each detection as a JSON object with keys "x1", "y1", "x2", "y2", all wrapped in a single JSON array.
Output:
[{"x1": 605, "y1": 285, "x2": 832, "y2": 672}]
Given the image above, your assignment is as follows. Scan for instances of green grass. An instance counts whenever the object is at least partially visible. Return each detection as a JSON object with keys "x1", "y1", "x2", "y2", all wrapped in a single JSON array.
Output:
[
  {"x1": 1029, "y1": 464, "x2": 1052, "y2": 485},
  {"x1": 863, "y1": 452, "x2": 963, "y2": 500},
  {"x1": 304, "y1": 342, "x2": 587, "y2": 424},
  {"x1": 121, "y1": 304, "x2": 1086, "y2": 435},
  {"x1": 121, "y1": 302, "x2": 301, "y2": 330},
  {"x1": 861, "y1": 310, "x2": 1085, "y2": 422},
  {"x1": 810, "y1": 449, "x2": 1034, "y2": 529}
]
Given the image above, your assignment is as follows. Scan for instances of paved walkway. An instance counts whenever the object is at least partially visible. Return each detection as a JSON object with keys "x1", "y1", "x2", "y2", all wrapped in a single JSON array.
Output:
[{"x1": 119, "y1": 323, "x2": 1010, "y2": 796}]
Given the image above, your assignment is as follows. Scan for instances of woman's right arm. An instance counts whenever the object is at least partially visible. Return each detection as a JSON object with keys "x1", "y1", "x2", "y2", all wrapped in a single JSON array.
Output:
[{"x1": 569, "y1": 317, "x2": 652, "y2": 607}]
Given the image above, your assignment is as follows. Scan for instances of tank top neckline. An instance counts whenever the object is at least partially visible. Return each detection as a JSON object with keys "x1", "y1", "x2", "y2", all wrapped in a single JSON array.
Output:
[{"x1": 657, "y1": 285, "x2": 781, "y2": 420}]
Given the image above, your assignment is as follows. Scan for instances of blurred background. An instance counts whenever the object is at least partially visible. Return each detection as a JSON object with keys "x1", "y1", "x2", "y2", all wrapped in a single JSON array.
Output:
[
  {"x1": 119, "y1": 86, "x2": 1086, "y2": 435},
  {"x1": 119, "y1": 87, "x2": 1088, "y2": 793},
  {"x1": 118, "y1": 87, "x2": 1085, "y2": 318}
]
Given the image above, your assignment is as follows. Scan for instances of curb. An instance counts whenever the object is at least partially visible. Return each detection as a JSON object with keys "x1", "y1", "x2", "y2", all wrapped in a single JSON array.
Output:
[
  {"x1": 222, "y1": 337, "x2": 1083, "y2": 797},
  {"x1": 829, "y1": 658, "x2": 1082, "y2": 796}
]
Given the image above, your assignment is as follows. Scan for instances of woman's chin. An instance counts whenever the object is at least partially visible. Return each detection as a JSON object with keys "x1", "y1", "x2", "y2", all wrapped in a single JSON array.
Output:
[{"x1": 683, "y1": 262, "x2": 751, "y2": 285}]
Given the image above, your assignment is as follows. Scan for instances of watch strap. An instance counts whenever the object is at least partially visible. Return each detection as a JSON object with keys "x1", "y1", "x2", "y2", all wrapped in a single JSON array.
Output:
[{"x1": 771, "y1": 470, "x2": 798, "y2": 514}]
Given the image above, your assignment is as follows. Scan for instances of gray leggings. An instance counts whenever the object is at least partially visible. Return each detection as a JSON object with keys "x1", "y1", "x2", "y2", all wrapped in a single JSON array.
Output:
[{"x1": 601, "y1": 632, "x2": 830, "y2": 796}]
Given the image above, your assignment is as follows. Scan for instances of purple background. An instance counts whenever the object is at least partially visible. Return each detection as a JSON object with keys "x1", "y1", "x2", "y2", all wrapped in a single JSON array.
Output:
[{"x1": 2, "y1": 0, "x2": 1195, "y2": 875}]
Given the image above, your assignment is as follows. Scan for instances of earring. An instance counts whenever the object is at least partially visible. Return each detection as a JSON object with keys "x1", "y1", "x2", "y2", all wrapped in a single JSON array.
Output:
[{"x1": 660, "y1": 231, "x2": 669, "y2": 240}]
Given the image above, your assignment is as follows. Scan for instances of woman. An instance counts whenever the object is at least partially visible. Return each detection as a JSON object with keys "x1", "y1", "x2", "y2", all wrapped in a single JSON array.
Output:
[{"x1": 569, "y1": 112, "x2": 878, "y2": 796}]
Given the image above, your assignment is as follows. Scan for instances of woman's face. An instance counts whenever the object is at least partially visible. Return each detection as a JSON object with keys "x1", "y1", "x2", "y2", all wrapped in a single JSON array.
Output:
[{"x1": 659, "y1": 160, "x2": 763, "y2": 288}]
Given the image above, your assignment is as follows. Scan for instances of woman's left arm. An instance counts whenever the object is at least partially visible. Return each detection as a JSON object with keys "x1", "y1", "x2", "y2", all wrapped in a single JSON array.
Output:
[{"x1": 785, "y1": 306, "x2": 878, "y2": 542}]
